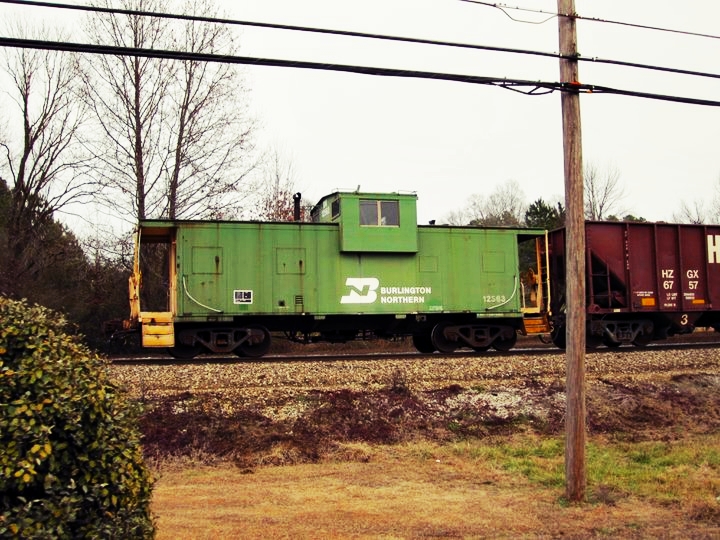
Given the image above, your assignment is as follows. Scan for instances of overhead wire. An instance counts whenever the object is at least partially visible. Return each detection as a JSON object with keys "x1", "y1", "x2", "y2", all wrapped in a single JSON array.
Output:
[
  {"x1": 0, "y1": 0, "x2": 719, "y2": 106},
  {"x1": 460, "y1": 0, "x2": 720, "y2": 40},
  {"x1": 2, "y1": 35, "x2": 720, "y2": 108},
  {"x1": 0, "y1": 0, "x2": 579, "y2": 65},
  {"x1": 2, "y1": 0, "x2": 720, "y2": 83},
  {"x1": 580, "y1": 15, "x2": 720, "y2": 41},
  {"x1": 0, "y1": 35, "x2": 559, "y2": 89},
  {"x1": 459, "y1": 0, "x2": 558, "y2": 25}
]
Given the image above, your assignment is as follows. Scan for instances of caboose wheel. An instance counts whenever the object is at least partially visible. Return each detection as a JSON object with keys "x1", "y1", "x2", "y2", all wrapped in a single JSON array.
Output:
[
  {"x1": 235, "y1": 325, "x2": 271, "y2": 358},
  {"x1": 431, "y1": 322, "x2": 458, "y2": 353},
  {"x1": 412, "y1": 332, "x2": 436, "y2": 353},
  {"x1": 602, "y1": 335, "x2": 621, "y2": 348},
  {"x1": 167, "y1": 344, "x2": 203, "y2": 359},
  {"x1": 492, "y1": 332, "x2": 517, "y2": 352}
]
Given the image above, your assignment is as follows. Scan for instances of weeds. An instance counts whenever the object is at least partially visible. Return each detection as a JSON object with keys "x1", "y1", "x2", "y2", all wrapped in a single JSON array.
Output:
[{"x1": 438, "y1": 434, "x2": 720, "y2": 509}]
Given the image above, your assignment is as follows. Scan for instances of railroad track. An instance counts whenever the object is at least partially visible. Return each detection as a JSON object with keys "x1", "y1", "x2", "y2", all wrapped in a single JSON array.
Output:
[
  {"x1": 109, "y1": 340, "x2": 719, "y2": 403},
  {"x1": 108, "y1": 334, "x2": 719, "y2": 367}
]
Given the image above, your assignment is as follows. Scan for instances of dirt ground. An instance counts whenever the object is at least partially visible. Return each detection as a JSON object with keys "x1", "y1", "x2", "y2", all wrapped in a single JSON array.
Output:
[
  {"x1": 115, "y1": 342, "x2": 720, "y2": 465},
  {"x1": 111, "y1": 341, "x2": 720, "y2": 537}
]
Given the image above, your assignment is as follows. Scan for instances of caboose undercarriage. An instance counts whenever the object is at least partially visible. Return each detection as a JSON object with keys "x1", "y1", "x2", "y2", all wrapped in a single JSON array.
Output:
[{"x1": 160, "y1": 312, "x2": 541, "y2": 359}]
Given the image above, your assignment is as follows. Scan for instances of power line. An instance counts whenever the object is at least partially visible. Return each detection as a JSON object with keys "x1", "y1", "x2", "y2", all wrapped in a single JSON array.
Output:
[
  {"x1": 580, "y1": 15, "x2": 720, "y2": 41},
  {"x1": 0, "y1": 35, "x2": 556, "y2": 89},
  {"x1": 3, "y1": 0, "x2": 720, "y2": 84},
  {"x1": 0, "y1": 0, "x2": 567, "y2": 63},
  {"x1": 2, "y1": 36, "x2": 720, "y2": 107},
  {"x1": 460, "y1": 0, "x2": 720, "y2": 41},
  {"x1": 459, "y1": 0, "x2": 558, "y2": 25}
]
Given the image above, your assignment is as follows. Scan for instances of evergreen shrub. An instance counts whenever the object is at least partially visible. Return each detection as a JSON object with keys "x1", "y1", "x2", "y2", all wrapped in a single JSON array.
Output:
[{"x1": 0, "y1": 297, "x2": 154, "y2": 538}]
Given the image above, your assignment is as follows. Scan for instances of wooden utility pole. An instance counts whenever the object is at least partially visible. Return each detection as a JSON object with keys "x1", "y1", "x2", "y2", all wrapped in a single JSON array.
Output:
[{"x1": 557, "y1": 0, "x2": 586, "y2": 502}]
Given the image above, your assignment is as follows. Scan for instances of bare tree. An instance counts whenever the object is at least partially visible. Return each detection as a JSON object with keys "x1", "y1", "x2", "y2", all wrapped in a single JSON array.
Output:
[
  {"x1": 584, "y1": 162, "x2": 626, "y2": 220},
  {"x1": 82, "y1": 0, "x2": 172, "y2": 221},
  {"x1": 673, "y1": 176, "x2": 720, "y2": 224},
  {"x1": 252, "y1": 149, "x2": 306, "y2": 221},
  {"x1": 460, "y1": 193, "x2": 491, "y2": 225},
  {"x1": 484, "y1": 179, "x2": 526, "y2": 226},
  {"x1": 165, "y1": 0, "x2": 256, "y2": 219},
  {"x1": 0, "y1": 24, "x2": 90, "y2": 291},
  {"x1": 82, "y1": 0, "x2": 256, "y2": 223},
  {"x1": 711, "y1": 176, "x2": 720, "y2": 224},
  {"x1": 442, "y1": 208, "x2": 470, "y2": 226},
  {"x1": 443, "y1": 180, "x2": 527, "y2": 226},
  {"x1": 673, "y1": 199, "x2": 708, "y2": 224}
]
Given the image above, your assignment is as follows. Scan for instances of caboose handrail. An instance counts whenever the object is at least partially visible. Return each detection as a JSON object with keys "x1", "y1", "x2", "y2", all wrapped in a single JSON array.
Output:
[
  {"x1": 544, "y1": 231, "x2": 551, "y2": 315},
  {"x1": 128, "y1": 228, "x2": 142, "y2": 324},
  {"x1": 182, "y1": 275, "x2": 223, "y2": 313},
  {"x1": 487, "y1": 276, "x2": 518, "y2": 310}
]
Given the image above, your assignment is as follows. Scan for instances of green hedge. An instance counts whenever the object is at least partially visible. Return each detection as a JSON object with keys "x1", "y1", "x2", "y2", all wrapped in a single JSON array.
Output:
[{"x1": 0, "y1": 298, "x2": 154, "y2": 539}]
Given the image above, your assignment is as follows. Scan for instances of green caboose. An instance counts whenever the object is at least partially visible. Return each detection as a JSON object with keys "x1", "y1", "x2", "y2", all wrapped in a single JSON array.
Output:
[{"x1": 129, "y1": 191, "x2": 550, "y2": 358}]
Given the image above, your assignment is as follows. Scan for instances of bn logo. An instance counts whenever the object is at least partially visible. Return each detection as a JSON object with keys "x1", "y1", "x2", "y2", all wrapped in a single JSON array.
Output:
[{"x1": 340, "y1": 278, "x2": 379, "y2": 304}]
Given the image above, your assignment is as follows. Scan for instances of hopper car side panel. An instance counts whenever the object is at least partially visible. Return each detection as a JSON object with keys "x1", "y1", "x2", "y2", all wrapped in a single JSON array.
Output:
[{"x1": 549, "y1": 221, "x2": 720, "y2": 347}]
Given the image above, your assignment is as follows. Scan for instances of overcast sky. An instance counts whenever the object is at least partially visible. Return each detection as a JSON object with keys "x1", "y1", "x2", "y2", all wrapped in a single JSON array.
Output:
[
  {"x1": 4, "y1": 0, "x2": 720, "y2": 226},
  {"x1": 227, "y1": 0, "x2": 720, "y2": 224}
]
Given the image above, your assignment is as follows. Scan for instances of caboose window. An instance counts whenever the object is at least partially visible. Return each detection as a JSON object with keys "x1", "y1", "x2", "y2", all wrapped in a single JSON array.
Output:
[
  {"x1": 381, "y1": 201, "x2": 399, "y2": 225},
  {"x1": 360, "y1": 199, "x2": 399, "y2": 226},
  {"x1": 360, "y1": 200, "x2": 377, "y2": 225}
]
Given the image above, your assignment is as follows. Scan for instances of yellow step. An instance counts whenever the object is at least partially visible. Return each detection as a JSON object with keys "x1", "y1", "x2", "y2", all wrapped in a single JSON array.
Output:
[
  {"x1": 140, "y1": 311, "x2": 174, "y2": 323},
  {"x1": 523, "y1": 315, "x2": 551, "y2": 335},
  {"x1": 140, "y1": 311, "x2": 175, "y2": 347}
]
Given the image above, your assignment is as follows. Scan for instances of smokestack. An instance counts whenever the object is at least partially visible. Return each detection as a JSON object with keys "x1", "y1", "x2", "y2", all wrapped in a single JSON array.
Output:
[{"x1": 293, "y1": 192, "x2": 302, "y2": 221}]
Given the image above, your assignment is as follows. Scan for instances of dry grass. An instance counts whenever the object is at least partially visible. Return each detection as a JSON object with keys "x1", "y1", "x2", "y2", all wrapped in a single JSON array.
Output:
[{"x1": 151, "y1": 437, "x2": 720, "y2": 539}]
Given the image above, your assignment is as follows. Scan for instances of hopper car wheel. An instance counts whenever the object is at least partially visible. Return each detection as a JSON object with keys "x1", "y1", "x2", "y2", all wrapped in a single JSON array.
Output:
[
  {"x1": 602, "y1": 336, "x2": 621, "y2": 349},
  {"x1": 431, "y1": 323, "x2": 458, "y2": 354},
  {"x1": 492, "y1": 332, "x2": 517, "y2": 352},
  {"x1": 412, "y1": 332, "x2": 436, "y2": 354},
  {"x1": 551, "y1": 325, "x2": 566, "y2": 349},
  {"x1": 586, "y1": 335, "x2": 603, "y2": 349},
  {"x1": 235, "y1": 325, "x2": 271, "y2": 358},
  {"x1": 167, "y1": 344, "x2": 203, "y2": 360},
  {"x1": 632, "y1": 332, "x2": 652, "y2": 347}
]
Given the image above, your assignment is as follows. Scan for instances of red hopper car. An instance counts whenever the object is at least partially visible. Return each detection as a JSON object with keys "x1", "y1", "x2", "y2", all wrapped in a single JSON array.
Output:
[{"x1": 548, "y1": 221, "x2": 720, "y2": 348}]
